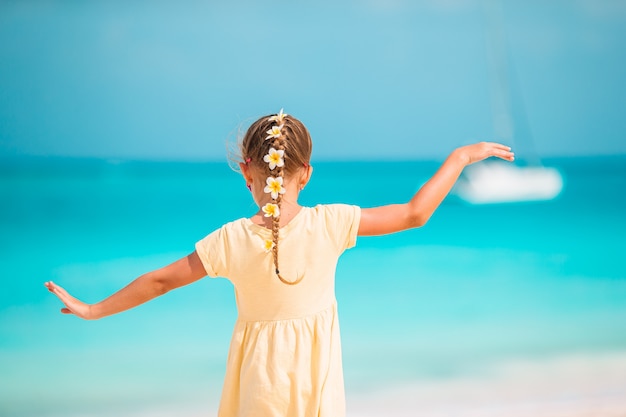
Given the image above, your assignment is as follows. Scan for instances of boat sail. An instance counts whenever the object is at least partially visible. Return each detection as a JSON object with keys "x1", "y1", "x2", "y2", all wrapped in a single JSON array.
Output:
[{"x1": 454, "y1": 0, "x2": 563, "y2": 204}]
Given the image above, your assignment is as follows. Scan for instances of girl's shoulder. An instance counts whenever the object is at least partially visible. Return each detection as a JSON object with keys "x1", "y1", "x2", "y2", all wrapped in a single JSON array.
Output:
[
  {"x1": 198, "y1": 217, "x2": 250, "y2": 241},
  {"x1": 309, "y1": 204, "x2": 361, "y2": 250},
  {"x1": 307, "y1": 203, "x2": 361, "y2": 232},
  {"x1": 310, "y1": 203, "x2": 361, "y2": 216}
]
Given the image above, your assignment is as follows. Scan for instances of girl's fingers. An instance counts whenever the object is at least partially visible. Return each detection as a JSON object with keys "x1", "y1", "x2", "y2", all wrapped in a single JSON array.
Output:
[
  {"x1": 465, "y1": 142, "x2": 514, "y2": 164},
  {"x1": 484, "y1": 143, "x2": 514, "y2": 160},
  {"x1": 45, "y1": 281, "x2": 91, "y2": 318},
  {"x1": 481, "y1": 142, "x2": 511, "y2": 151},
  {"x1": 47, "y1": 281, "x2": 70, "y2": 301},
  {"x1": 496, "y1": 148, "x2": 515, "y2": 160},
  {"x1": 493, "y1": 143, "x2": 512, "y2": 151},
  {"x1": 45, "y1": 281, "x2": 76, "y2": 312},
  {"x1": 48, "y1": 285, "x2": 65, "y2": 301}
]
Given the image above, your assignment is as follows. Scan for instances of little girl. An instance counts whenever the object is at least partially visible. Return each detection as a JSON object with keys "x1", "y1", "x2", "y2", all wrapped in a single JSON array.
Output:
[{"x1": 45, "y1": 109, "x2": 514, "y2": 417}]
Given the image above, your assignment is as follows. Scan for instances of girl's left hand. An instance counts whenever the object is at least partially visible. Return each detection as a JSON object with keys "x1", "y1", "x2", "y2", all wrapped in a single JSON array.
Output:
[
  {"x1": 45, "y1": 281, "x2": 94, "y2": 320},
  {"x1": 458, "y1": 142, "x2": 515, "y2": 165}
]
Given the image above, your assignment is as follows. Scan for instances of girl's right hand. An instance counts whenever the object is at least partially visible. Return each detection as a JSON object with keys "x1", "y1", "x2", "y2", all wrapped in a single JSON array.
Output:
[{"x1": 45, "y1": 281, "x2": 95, "y2": 320}]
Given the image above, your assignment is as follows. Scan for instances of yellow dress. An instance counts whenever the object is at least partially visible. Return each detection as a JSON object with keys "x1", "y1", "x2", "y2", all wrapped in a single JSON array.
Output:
[{"x1": 195, "y1": 204, "x2": 361, "y2": 417}]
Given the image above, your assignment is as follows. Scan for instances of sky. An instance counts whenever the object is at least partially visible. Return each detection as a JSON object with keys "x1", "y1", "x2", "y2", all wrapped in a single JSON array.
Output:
[{"x1": 0, "y1": 0, "x2": 625, "y2": 161}]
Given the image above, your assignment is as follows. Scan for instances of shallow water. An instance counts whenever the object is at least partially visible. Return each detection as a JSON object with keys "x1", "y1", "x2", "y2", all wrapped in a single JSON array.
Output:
[{"x1": 1, "y1": 156, "x2": 625, "y2": 416}]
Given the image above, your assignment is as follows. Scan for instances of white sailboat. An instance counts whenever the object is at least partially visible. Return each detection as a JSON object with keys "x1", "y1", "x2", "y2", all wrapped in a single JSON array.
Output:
[
  {"x1": 454, "y1": 162, "x2": 563, "y2": 204},
  {"x1": 454, "y1": 0, "x2": 563, "y2": 204}
]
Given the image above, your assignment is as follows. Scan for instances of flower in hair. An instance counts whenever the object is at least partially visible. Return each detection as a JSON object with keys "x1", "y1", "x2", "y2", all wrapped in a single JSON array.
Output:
[
  {"x1": 263, "y1": 148, "x2": 285, "y2": 170},
  {"x1": 264, "y1": 176, "x2": 286, "y2": 199},
  {"x1": 268, "y1": 108, "x2": 288, "y2": 124},
  {"x1": 263, "y1": 239, "x2": 275, "y2": 252},
  {"x1": 265, "y1": 124, "x2": 284, "y2": 140},
  {"x1": 262, "y1": 203, "x2": 280, "y2": 218}
]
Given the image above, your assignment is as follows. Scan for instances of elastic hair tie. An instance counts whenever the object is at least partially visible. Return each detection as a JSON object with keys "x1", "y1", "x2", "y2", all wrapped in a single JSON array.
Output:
[{"x1": 245, "y1": 157, "x2": 251, "y2": 164}]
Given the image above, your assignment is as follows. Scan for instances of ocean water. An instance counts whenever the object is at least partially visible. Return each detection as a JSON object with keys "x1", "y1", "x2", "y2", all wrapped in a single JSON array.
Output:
[{"x1": 1, "y1": 156, "x2": 625, "y2": 416}]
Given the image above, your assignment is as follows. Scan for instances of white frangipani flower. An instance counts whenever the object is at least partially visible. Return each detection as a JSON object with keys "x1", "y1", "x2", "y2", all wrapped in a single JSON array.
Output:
[
  {"x1": 262, "y1": 203, "x2": 280, "y2": 218},
  {"x1": 265, "y1": 124, "x2": 284, "y2": 140},
  {"x1": 263, "y1": 148, "x2": 285, "y2": 170},
  {"x1": 268, "y1": 108, "x2": 288, "y2": 124},
  {"x1": 264, "y1": 176, "x2": 286, "y2": 199},
  {"x1": 263, "y1": 239, "x2": 275, "y2": 252}
]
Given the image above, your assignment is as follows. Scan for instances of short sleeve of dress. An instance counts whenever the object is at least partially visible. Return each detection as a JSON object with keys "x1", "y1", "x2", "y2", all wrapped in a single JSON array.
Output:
[
  {"x1": 195, "y1": 224, "x2": 231, "y2": 278},
  {"x1": 321, "y1": 204, "x2": 361, "y2": 252}
]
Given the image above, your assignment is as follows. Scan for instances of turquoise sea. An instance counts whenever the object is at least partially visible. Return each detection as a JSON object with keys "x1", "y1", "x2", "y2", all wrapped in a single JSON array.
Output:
[{"x1": 1, "y1": 156, "x2": 625, "y2": 416}]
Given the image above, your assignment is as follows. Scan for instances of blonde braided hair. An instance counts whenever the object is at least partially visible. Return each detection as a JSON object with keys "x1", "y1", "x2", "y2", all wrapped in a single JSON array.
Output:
[{"x1": 240, "y1": 110, "x2": 312, "y2": 285}]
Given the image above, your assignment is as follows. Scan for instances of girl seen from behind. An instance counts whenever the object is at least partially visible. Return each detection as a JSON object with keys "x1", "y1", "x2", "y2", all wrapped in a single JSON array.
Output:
[{"x1": 45, "y1": 109, "x2": 514, "y2": 417}]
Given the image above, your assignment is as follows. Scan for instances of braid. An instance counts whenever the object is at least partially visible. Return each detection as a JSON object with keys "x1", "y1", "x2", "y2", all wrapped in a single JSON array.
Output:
[
  {"x1": 258, "y1": 109, "x2": 304, "y2": 285},
  {"x1": 270, "y1": 135, "x2": 285, "y2": 282}
]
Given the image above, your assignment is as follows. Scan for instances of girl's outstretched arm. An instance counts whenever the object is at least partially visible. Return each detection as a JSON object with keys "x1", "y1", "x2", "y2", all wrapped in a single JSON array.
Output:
[
  {"x1": 45, "y1": 251, "x2": 207, "y2": 320},
  {"x1": 358, "y1": 142, "x2": 514, "y2": 236}
]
